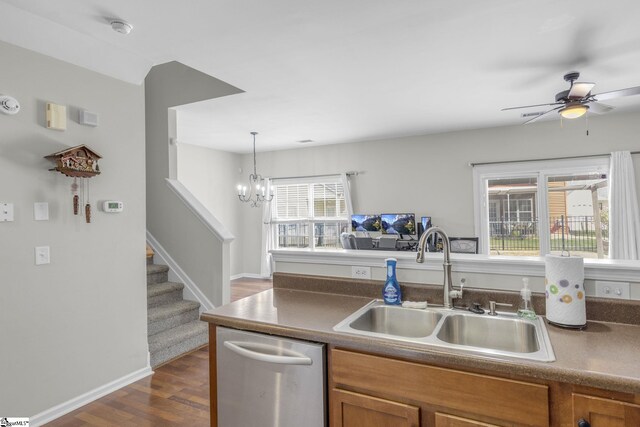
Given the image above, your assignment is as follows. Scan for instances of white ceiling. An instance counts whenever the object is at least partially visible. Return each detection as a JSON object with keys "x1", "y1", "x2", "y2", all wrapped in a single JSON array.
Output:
[{"x1": 2, "y1": 0, "x2": 640, "y2": 153}]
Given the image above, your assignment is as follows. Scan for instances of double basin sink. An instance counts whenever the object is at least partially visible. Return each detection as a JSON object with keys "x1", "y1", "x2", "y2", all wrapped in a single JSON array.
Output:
[{"x1": 333, "y1": 300, "x2": 555, "y2": 362}]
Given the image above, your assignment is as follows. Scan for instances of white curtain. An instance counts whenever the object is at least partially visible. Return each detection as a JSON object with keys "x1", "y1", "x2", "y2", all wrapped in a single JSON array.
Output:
[
  {"x1": 260, "y1": 178, "x2": 274, "y2": 277},
  {"x1": 340, "y1": 173, "x2": 354, "y2": 219},
  {"x1": 609, "y1": 151, "x2": 640, "y2": 260}
]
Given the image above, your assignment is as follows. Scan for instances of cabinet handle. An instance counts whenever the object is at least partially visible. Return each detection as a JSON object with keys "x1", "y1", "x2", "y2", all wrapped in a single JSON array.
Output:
[
  {"x1": 223, "y1": 341, "x2": 313, "y2": 365},
  {"x1": 577, "y1": 419, "x2": 590, "y2": 427}
]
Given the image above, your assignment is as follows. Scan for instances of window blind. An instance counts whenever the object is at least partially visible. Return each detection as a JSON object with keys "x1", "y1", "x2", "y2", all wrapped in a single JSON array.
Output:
[{"x1": 274, "y1": 184, "x2": 309, "y2": 219}]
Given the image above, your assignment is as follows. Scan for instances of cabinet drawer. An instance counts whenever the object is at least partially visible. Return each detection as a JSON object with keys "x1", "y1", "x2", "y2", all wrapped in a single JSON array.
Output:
[
  {"x1": 435, "y1": 413, "x2": 499, "y2": 427},
  {"x1": 331, "y1": 349, "x2": 549, "y2": 426}
]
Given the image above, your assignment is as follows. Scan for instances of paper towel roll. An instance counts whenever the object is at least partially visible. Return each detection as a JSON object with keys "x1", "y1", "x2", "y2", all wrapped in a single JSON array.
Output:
[{"x1": 545, "y1": 255, "x2": 586, "y2": 327}]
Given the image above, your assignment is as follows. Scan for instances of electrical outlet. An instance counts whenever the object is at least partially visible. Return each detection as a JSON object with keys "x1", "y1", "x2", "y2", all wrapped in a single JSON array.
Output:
[
  {"x1": 0, "y1": 202, "x2": 14, "y2": 222},
  {"x1": 595, "y1": 281, "x2": 630, "y2": 300},
  {"x1": 352, "y1": 266, "x2": 371, "y2": 280}
]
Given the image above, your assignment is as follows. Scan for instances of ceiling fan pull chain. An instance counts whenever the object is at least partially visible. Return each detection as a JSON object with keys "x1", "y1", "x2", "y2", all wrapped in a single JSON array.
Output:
[{"x1": 586, "y1": 113, "x2": 589, "y2": 136}]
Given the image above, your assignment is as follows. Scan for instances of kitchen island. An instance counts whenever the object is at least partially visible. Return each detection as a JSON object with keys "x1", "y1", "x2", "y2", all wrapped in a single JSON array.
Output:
[{"x1": 201, "y1": 273, "x2": 640, "y2": 426}]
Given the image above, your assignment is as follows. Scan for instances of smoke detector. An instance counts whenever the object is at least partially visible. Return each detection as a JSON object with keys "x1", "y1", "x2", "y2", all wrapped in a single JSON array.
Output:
[
  {"x1": 110, "y1": 20, "x2": 133, "y2": 35},
  {"x1": 0, "y1": 95, "x2": 20, "y2": 115}
]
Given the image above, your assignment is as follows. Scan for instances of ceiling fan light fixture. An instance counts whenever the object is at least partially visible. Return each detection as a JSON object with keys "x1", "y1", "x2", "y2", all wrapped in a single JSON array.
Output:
[{"x1": 559, "y1": 104, "x2": 588, "y2": 119}]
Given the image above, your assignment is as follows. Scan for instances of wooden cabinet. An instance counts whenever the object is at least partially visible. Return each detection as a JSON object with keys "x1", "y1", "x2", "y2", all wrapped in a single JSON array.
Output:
[
  {"x1": 573, "y1": 393, "x2": 640, "y2": 427},
  {"x1": 332, "y1": 388, "x2": 420, "y2": 427},
  {"x1": 330, "y1": 348, "x2": 548, "y2": 426},
  {"x1": 434, "y1": 413, "x2": 499, "y2": 427}
]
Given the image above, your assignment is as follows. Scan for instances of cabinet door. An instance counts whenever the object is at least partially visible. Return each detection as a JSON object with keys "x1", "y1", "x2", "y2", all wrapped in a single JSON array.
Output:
[
  {"x1": 435, "y1": 413, "x2": 499, "y2": 427},
  {"x1": 573, "y1": 393, "x2": 640, "y2": 427},
  {"x1": 331, "y1": 388, "x2": 420, "y2": 427}
]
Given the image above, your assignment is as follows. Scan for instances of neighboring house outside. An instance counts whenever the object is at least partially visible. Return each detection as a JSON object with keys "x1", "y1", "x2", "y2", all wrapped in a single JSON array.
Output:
[{"x1": 488, "y1": 178, "x2": 609, "y2": 258}]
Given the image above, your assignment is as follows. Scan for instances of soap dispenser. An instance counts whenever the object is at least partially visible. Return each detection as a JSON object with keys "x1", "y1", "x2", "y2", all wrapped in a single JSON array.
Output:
[{"x1": 517, "y1": 277, "x2": 537, "y2": 319}]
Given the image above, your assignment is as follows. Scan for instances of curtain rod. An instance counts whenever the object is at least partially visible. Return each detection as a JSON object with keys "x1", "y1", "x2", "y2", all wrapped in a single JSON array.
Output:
[
  {"x1": 269, "y1": 171, "x2": 359, "y2": 180},
  {"x1": 468, "y1": 151, "x2": 640, "y2": 167}
]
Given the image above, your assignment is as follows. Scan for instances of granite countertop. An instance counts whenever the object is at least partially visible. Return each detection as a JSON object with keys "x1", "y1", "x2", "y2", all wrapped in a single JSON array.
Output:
[{"x1": 201, "y1": 287, "x2": 640, "y2": 394}]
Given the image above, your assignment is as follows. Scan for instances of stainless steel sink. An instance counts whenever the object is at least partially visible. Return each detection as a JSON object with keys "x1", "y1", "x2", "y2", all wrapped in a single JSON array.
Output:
[
  {"x1": 348, "y1": 305, "x2": 442, "y2": 338},
  {"x1": 333, "y1": 300, "x2": 555, "y2": 362},
  {"x1": 436, "y1": 313, "x2": 539, "y2": 353}
]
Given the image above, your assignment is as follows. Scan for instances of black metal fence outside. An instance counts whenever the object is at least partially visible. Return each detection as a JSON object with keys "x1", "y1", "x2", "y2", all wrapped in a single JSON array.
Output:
[{"x1": 490, "y1": 215, "x2": 608, "y2": 253}]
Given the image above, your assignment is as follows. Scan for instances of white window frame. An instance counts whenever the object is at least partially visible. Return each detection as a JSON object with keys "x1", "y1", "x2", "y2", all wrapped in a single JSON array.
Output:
[
  {"x1": 502, "y1": 197, "x2": 534, "y2": 222},
  {"x1": 271, "y1": 175, "x2": 349, "y2": 250},
  {"x1": 473, "y1": 157, "x2": 609, "y2": 256}
]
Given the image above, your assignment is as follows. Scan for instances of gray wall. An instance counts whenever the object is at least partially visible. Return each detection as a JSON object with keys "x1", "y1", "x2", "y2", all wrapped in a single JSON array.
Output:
[
  {"x1": 145, "y1": 62, "x2": 242, "y2": 304},
  {"x1": 0, "y1": 41, "x2": 147, "y2": 416},
  {"x1": 176, "y1": 143, "x2": 245, "y2": 276},
  {"x1": 238, "y1": 111, "x2": 640, "y2": 275}
]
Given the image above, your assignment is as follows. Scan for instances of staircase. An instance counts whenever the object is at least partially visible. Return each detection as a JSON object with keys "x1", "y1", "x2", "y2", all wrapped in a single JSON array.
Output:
[{"x1": 147, "y1": 255, "x2": 208, "y2": 368}]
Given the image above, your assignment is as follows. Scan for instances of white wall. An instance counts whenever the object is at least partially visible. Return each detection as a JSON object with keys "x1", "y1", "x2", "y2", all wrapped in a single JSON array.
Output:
[
  {"x1": 238, "y1": 111, "x2": 640, "y2": 275},
  {"x1": 176, "y1": 142, "x2": 244, "y2": 275},
  {"x1": 173, "y1": 101, "x2": 639, "y2": 280},
  {"x1": 145, "y1": 62, "x2": 242, "y2": 305},
  {"x1": 0, "y1": 41, "x2": 147, "y2": 416}
]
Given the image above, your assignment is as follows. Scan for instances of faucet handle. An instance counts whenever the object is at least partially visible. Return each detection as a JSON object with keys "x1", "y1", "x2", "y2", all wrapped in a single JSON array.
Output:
[
  {"x1": 468, "y1": 302, "x2": 485, "y2": 314},
  {"x1": 488, "y1": 301, "x2": 513, "y2": 316},
  {"x1": 449, "y1": 278, "x2": 464, "y2": 299}
]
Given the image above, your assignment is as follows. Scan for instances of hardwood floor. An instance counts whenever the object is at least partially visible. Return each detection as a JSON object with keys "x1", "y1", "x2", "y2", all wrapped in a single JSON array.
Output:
[
  {"x1": 230, "y1": 277, "x2": 273, "y2": 301},
  {"x1": 45, "y1": 277, "x2": 272, "y2": 426}
]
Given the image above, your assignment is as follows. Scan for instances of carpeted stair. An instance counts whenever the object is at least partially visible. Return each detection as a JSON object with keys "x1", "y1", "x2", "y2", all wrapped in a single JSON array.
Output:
[{"x1": 147, "y1": 262, "x2": 208, "y2": 367}]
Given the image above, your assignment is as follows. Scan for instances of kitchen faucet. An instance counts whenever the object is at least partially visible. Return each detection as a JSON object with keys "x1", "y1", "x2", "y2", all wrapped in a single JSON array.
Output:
[{"x1": 416, "y1": 227, "x2": 459, "y2": 309}]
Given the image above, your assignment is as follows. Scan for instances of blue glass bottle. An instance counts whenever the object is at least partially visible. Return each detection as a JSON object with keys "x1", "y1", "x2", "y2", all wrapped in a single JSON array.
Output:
[{"x1": 383, "y1": 258, "x2": 402, "y2": 305}]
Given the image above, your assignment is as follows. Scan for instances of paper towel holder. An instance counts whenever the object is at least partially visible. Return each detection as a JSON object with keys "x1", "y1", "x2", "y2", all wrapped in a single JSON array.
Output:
[{"x1": 545, "y1": 253, "x2": 587, "y2": 330}]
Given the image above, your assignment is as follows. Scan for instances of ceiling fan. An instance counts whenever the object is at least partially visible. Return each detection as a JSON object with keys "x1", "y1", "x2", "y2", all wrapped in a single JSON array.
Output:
[{"x1": 502, "y1": 72, "x2": 640, "y2": 124}]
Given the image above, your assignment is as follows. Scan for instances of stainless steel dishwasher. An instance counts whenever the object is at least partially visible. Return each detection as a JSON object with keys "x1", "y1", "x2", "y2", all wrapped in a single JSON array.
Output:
[{"x1": 216, "y1": 326, "x2": 326, "y2": 427}]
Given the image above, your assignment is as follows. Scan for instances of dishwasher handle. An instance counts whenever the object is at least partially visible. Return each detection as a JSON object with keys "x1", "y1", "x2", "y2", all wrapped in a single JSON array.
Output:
[{"x1": 223, "y1": 341, "x2": 313, "y2": 365}]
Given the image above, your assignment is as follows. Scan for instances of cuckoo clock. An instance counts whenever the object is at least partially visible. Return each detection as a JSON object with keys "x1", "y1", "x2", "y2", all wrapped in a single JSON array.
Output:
[
  {"x1": 45, "y1": 144, "x2": 101, "y2": 177},
  {"x1": 45, "y1": 145, "x2": 102, "y2": 223}
]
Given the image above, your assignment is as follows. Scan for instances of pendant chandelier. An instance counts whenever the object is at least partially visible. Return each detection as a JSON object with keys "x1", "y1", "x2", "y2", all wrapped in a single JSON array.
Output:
[{"x1": 237, "y1": 132, "x2": 273, "y2": 207}]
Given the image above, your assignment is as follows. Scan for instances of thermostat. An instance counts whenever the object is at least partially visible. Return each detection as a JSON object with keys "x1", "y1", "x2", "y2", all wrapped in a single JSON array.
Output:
[{"x1": 103, "y1": 201, "x2": 124, "y2": 213}]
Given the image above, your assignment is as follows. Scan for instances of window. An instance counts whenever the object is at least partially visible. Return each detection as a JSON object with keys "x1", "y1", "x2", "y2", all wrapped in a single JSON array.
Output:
[
  {"x1": 473, "y1": 158, "x2": 609, "y2": 258},
  {"x1": 487, "y1": 176, "x2": 539, "y2": 256},
  {"x1": 271, "y1": 176, "x2": 349, "y2": 249}
]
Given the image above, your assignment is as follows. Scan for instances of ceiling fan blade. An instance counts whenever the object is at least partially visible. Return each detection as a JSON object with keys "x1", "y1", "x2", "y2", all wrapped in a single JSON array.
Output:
[
  {"x1": 588, "y1": 101, "x2": 615, "y2": 114},
  {"x1": 523, "y1": 106, "x2": 563, "y2": 125},
  {"x1": 568, "y1": 82, "x2": 595, "y2": 99},
  {"x1": 594, "y1": 86, "x2": 640, "y2": 101},
  {"x1": 502, "y1": 102, "x2": 562, "y2": 111}
]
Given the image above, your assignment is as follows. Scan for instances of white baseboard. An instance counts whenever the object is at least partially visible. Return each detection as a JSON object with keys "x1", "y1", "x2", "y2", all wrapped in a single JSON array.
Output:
[
  {"x1": 230, "y1": 273, "x2": 271, "y2": 280},
  {"x1": 147, "y1": 231, "x2": 215, "y2": 311},
  {"x1": 30, "y1": 365, "x2": 153, "y2": 426}
]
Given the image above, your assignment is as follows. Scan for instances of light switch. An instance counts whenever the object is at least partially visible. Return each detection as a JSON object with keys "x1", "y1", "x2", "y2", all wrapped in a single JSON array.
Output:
[
  {"x1": 0, "y1": 202, "x2": 14, "y2": 222},
  {"x1": 35, "y1": 246, "x2": 50, "y2": 265},
  {"x1": 34, "y1": 202, "x2": 49, "y2": 221}
]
